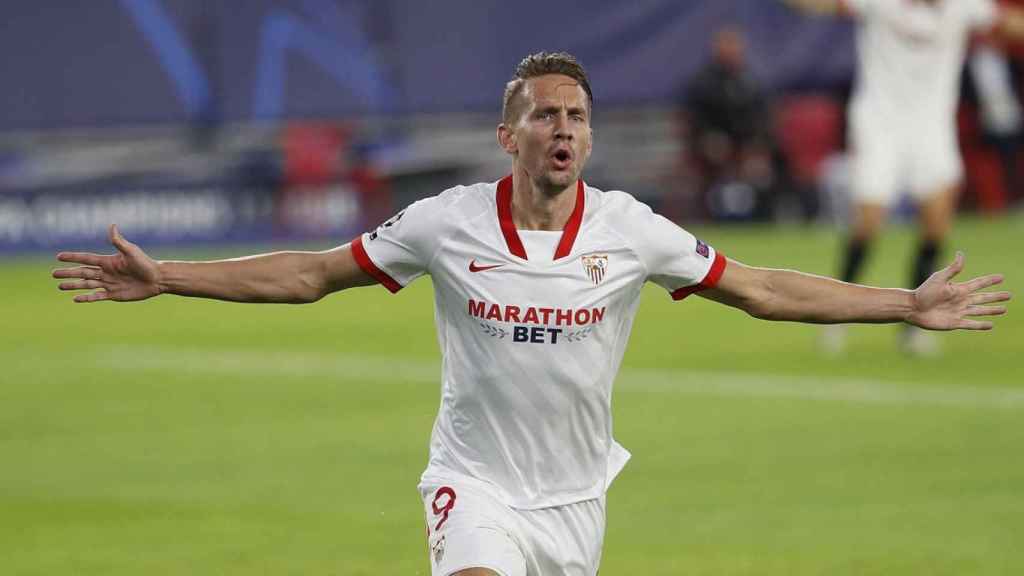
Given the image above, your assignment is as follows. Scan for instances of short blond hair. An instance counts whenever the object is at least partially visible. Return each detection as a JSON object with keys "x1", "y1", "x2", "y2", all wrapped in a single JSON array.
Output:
[{"x1": 502, "y1": 52, "x2": 593, "y2": 125}]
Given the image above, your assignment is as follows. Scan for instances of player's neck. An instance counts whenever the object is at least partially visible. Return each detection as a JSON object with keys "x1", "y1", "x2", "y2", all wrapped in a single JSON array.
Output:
[{"x1": 510, "y1": 170, "x2": 578, "y2": 231}]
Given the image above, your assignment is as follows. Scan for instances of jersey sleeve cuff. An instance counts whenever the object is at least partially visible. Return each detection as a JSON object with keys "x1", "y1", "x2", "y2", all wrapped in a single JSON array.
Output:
[
  {"x1": 670, "y1": 251, "x2": 727, "y2": 301},
  {"x1": 351, "y1": 235, "x2": 403, "y2": 293}
]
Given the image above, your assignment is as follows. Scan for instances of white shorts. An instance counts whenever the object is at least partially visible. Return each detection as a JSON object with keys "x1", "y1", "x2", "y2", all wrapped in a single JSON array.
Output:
[
  {"x1": 419, "y1": 480, "x2": 605, "y2": 576},
  {"x1": 848, "y1": 102, "x2": 963, "y2": 205}
]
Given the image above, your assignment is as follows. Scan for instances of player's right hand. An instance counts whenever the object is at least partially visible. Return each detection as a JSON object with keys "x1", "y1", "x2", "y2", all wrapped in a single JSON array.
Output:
[{"x1": 52, "y1": 224, "x2": 163, "y2": 303}]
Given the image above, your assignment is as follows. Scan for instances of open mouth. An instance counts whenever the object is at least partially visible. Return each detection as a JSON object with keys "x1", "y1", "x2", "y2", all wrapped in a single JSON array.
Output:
[{"x1": 551, "y1": 149, "x2": 573, "y2": 169}]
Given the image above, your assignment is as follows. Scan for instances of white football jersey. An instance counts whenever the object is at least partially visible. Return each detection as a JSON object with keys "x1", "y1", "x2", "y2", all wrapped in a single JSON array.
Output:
[
  {"x1": 843, "y1": 0, "x2": 997, "y2": 122},
  {"x1": 352, "y1": 176, "x2": 725, "y2": 509}
]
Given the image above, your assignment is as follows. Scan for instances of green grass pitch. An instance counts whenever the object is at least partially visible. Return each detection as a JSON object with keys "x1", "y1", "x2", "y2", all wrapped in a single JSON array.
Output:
[{"x1": 2, "y1": 215, "x2": 1022, "y2": 575}]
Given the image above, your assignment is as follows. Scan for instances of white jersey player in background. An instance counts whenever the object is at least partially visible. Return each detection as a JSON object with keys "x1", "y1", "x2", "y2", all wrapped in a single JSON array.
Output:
[
  {"x1": 784, "y1": 0, "x2": 1024, "y2": 355},
  {"x1": 53, "y1": 52, "x2": 1010, "y2": 576}
]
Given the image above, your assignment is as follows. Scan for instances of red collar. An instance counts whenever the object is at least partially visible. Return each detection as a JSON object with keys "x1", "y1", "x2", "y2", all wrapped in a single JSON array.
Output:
[{"x1": 496, "y1": 175, "x2": 585, "y2": 261}]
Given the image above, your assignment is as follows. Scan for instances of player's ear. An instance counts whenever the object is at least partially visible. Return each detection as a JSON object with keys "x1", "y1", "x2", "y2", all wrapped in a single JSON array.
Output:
[{"x1": 497, "y1": 123, "x2": 517, "y2": 154}]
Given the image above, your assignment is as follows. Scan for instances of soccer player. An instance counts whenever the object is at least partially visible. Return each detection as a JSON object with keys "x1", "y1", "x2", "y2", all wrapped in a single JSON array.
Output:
[
  {"x1": 53, "y1": 53, "x2": 1010, "y2": 576},
  {"x1": 783, "y1": 0, "x2": 1024, "y2": 354}
]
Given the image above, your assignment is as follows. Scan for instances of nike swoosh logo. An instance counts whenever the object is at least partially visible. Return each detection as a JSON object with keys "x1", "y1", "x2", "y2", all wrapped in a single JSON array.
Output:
[{"x1": 469, "y1": 260, "x2": 505, "y2": 273}]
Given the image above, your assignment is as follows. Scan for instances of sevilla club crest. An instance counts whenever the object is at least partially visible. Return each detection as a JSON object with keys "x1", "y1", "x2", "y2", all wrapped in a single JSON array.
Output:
[{"x1": 581, "y1": 254, "x2": 608, "y2": 285}]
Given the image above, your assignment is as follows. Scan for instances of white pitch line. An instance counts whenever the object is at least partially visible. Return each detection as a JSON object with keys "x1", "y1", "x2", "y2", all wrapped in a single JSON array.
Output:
[
  {"x1": 97, "y1": 346, "x2": 1024, "y2": 410},
  {"x1": 621, "y1": 367, "x2": 1024, "y2": 409}
]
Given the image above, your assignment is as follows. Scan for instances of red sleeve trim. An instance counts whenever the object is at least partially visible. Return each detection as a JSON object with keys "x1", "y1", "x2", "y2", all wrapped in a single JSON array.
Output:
[
  {"x1": 837, "y1": 0, "x2": 856, "y2": 17},
  {"x1": 351, "y1": 235, "x2": 403, "y2": 293},
  {"x1": 670, "y1": 251, "x2": 727, "y2": 301}
]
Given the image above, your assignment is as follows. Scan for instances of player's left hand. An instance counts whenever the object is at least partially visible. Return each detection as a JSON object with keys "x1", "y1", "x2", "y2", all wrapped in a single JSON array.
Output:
[{"x1": 907, "y1": 252, "x2": 1011, "y2": 330}]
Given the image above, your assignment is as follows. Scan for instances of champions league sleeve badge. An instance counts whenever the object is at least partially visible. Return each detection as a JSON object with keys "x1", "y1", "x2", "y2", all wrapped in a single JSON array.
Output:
[
  {"x1": 695, "y1": 239, "x2": 710, "y2": 258},
  {"x1": 581, "y1": 253, "x2": 608, "y2": 285}
]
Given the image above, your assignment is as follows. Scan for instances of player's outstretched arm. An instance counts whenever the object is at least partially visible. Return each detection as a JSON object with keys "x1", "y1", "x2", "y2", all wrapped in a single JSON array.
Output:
[
  {"x1": 699, "y1": 252, "x2": 1010, "y2": 330},
  {"x1": 53, "y1": 224, "x2": 376, "y2": 304}
]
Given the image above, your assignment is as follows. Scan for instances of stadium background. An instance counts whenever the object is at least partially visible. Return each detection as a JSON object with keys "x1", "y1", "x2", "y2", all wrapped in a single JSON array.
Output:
[{"x1": 2, "y1": 1, "x2": 1022, "y2": 574}]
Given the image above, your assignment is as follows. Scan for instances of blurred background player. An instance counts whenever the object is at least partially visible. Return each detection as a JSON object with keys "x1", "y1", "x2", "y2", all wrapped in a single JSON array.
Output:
[
  {"x1": 784, "y1": 0, "x2": 1024, "y2": 355},
  {"x1": 967, "y1": 38, "x2": 1024, "y2": 209},
  {"x1": 676, "y1": 26, "x2": 793, "y2": 222}
]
